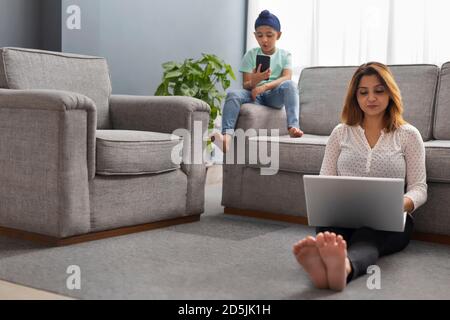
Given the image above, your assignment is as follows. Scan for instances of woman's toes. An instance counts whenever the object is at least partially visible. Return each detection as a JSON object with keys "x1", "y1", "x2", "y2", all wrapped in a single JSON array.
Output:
[
  {"x1": 316, "y1": 233, "x2": 325, "y2": 248},
  {"x1": 305, "y1": 236, "x2": 316, "y2": 244},
  {"x1": 338, "y1": 239, "x2": 347, "y2": 250},
  {"x1": 293, "y1": 239, "x2": 309, "y2": 252},
  {"x1": 292, "y1": 240, "x2": 303, "y2": 255},
  {"x1": 323, "y1": 232, "x2": 331, "y2": 243},
  {"x1": 329, "y1": 233, "x2": 337, "y2": 244}
]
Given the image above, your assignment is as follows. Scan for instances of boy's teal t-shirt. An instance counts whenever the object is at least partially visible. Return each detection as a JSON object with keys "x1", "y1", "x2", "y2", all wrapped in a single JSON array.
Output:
[{"x1": 239, "y1": 47, "x2": 292, "y2": 86}]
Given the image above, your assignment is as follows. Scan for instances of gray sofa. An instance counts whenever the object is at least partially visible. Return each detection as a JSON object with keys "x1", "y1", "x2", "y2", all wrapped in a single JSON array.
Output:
[
  {"x1": 223, "y1": 63, "x2": 450, "y2": 243},
  {"x1": 0, "y1": 47, "x2": 210, "y2": 245}
]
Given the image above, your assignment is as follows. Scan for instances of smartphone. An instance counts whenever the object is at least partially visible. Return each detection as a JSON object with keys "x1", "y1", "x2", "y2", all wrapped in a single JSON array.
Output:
[{"x1": 256, "y1": 55, "x2": 271, "y2": 73}]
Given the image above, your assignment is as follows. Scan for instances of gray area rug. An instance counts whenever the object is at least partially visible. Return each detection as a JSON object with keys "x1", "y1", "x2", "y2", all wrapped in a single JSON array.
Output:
[{"x1": 0, "y1": 184, "x2": 449, "y2": 300}]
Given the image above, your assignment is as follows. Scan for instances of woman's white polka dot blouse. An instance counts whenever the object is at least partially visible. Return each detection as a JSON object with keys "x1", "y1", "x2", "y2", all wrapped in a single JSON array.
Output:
[{"x1": 320, "y1": 123, "x2": 427, "y2": 212}]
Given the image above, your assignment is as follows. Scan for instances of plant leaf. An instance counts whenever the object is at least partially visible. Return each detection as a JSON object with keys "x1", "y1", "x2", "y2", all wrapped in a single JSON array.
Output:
[
  {"x1": 165, "y1": 70, "x2": 183, "y2": 79},
  {"x1": 155, "y1": 82, "x2": 169, "y2": 96},
  {"x1": 156, "y1": 53, "x2": 236, "y2": 130},
  {"x1": 162, "y1": 61, "x2": 178, "y2": 72},
  {"x1": 220, "y1": 78, "x2": 231, "y2": 90},
  {"x1": 225, "y1": 64, "x2": 236, "y2": 80}
]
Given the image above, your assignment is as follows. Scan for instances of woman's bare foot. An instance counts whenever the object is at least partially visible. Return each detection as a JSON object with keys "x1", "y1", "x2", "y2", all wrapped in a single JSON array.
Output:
[
  {"x1": 293, "y1": 236, "x2": 329, "y2": 289},
  {"x1": 288, "y1": 127, "x2": 304, "y2": 138},
  {"x1": 316, "y1": 232, "x2": 348, "y2": 291},
  {"x1": 211, "y1": 133, "x2": 232, "y2": 153}
]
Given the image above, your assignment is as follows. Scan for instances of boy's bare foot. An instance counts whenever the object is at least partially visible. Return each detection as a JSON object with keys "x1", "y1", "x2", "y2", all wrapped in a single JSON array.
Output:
[
  {"x1": 211, "y1": 132, "x2": 232, "y2": 153},
  {"x1": 288, "y1": 127, "x2": 304, "y2": 138},
  {"x1": 293, "y1": 236, "x2": 329, "y2": 289},
  {"x1": 316, "y1": 232, "x2": 348, "y2": 291}
]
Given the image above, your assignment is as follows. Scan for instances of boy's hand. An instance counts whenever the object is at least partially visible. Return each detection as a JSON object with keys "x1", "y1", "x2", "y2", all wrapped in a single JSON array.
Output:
[
  {"x1": 251, "y1": 84, "x2": 268, "y2": 100},
  {"x1": 251, "y1": 65, "x2": 271, "y2": 86}
]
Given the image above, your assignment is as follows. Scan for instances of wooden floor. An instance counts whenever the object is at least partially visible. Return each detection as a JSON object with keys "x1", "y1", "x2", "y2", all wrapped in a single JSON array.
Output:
[{"x1": 0, "y1": 280, "x2": 72, "y2": 300}]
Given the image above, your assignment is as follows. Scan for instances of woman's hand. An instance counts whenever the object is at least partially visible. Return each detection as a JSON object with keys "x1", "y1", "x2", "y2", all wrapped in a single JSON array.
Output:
[
  {"x1": 403, "y1": 196, "x2": 414, "y2": 214},
  {"x1": 251, "y1": 84, "x2": 268, "y2": 100}
]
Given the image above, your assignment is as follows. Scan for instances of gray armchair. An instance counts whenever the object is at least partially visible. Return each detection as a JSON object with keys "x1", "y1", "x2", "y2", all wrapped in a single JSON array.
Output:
[{"x1": 0, "y1": 47, "x2": 210, "y2": 245}]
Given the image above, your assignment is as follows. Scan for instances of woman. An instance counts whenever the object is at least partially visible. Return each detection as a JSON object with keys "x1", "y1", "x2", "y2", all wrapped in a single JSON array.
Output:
[{"x1": 292, "y1": 62, "x2": 427, "y2": 291}]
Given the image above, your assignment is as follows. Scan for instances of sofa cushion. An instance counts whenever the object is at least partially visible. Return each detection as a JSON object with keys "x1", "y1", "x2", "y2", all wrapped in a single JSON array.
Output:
[
  {"x1": 299, "y1": 65, "x2": 438, "y2": 141},
  {"x1": 299, "y1": 66, "x2": 356, "y2": 136},
  {"x1": 434, "y1": 62, "x2": 450, "y2": 140},
  {"x1": 248, "y1": 136, "x2": 450, "y2": 182},
  {"x1": 247, "y1": 134, "x2": 329, "y2": 173},
  {"x1": 389, "y1": 65, "x2": 439, "y2": 141},
  {"x1": 96, "y1": 130, "x2": 183, "y2": 176},
  {"x1": 0, "y1": 47, "x2": 112, "y2": 129},
  {"x1": 424, "y1": 140, "x2": 450, "y2": 183}
]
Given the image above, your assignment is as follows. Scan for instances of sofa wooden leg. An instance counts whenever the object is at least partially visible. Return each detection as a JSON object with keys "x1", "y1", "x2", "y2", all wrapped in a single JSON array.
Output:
[
  {"x1": 224, "y1": 207, "x2": 309, "y2": 225},
  {"x1": 224, "y1": 207, "x2": 450, "y2": 246},
  {"x1": 0, "y1": 215, "x2": 201, "y2": 247}
]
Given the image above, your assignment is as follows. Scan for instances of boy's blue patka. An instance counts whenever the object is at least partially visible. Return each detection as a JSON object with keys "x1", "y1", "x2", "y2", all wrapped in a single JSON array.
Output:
[{"x1": 255, "y1": 10, "x2": 281, "y2": 32}]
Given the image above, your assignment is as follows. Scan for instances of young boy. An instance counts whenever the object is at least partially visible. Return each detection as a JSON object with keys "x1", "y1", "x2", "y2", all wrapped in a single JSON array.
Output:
[{"x1": 213, "y1": 10, "x2": 303, "y2": 153}]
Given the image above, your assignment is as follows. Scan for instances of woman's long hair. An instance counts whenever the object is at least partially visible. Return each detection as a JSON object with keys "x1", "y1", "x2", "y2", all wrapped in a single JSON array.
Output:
[{"x1": 341, "y1": 62, "x2": 406, "y2": 132}]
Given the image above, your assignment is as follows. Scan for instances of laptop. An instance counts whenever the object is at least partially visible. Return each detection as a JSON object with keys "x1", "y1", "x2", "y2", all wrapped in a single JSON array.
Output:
[{"x1": 303, "y1": 175, "x2": 406, "y2": 232}]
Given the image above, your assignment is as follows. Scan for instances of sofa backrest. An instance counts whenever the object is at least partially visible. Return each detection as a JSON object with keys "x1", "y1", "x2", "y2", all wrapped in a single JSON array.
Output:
[
  {"x1": 434, "y1": 62, "x2": 450, "y2": 140},
  {"x1": 298, "y1": 66, "x2": 356, "y2": 136},
  {"x1": 299, "y1": 64, "x2": 439, "y2": 141},
  {"x1": 0, "y1": 47, "x2": 112, "y2": 129},
  {"x1": 390, "y1": 65, "x2": 438, "y2": 141}
]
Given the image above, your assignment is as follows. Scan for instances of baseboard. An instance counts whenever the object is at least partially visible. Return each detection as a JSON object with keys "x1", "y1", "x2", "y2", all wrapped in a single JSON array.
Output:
[
  {"x1": 224, "y1": 207, "x2": 450, "y2": 246},
  {"x1": 410, "y1": 232, "x2": 450, "y2": 245},
  {"x1": 224, "y1": 207, "x2": 309, "y2": 225},
  {"x1": 0, "y1": 215, "x2": 200, "y2": 247}
]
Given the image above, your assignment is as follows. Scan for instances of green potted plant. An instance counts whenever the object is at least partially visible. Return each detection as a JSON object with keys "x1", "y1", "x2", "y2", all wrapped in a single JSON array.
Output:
[{"x1": 155, "y1": 53, "x2": 236, "y2": 131}]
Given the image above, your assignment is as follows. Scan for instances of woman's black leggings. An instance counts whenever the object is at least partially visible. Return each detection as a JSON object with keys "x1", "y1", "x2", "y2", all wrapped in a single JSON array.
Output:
[{"x1": 316, "y1": 214, "x2": 415, "y2": 282}]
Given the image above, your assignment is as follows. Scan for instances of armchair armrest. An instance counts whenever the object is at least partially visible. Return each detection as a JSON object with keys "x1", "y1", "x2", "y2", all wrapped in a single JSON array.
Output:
[
  {"x1": 0, "y1": 89, "x2": 96, "y2": 237},
  {"x1": 0, "y1": 89, "x2": 97, "y2": 178},
  {"x1": 0, "y1": 88, "x2": 96, "y2": 111},
  {"x1": 110, "y1": 95, "x2": 210, "y2": 214},
  {"x1": 110, "y1": 95, "x2": 210, "y2": 133}
]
